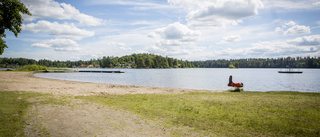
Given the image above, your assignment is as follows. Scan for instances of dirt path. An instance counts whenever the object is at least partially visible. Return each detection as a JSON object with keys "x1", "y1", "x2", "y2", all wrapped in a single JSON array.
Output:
[
  {"x1": 24, "y1": 99, "x2": 171, "y2": 137},
  {"x1": 0, "y1": 71, "x2": 220, "y2": 136}
]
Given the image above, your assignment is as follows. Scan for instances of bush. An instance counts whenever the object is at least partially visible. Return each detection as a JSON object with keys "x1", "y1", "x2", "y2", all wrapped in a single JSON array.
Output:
[{"x1": 17, "y1": 65, "x2": 47, "y2": 71}]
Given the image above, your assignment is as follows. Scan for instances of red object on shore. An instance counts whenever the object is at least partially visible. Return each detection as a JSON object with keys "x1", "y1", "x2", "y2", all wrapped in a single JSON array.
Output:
[
  {"x1": 227, "y1": 75, "x2": 243, "y2": 87},
  {"x1": 231, "y1": 82, "x2": 243, "y2": 87}
]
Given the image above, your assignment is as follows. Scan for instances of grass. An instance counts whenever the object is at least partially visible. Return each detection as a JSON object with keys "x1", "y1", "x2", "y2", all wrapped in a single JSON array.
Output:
[
  {"x1": 16, "y1": 65, "x2": 47, "y2": 71},
  {"x1": 46, "y1": 67, "x2": 74, "y2": 71},
  {"x1": 2, "y1": 90, "x2": 319, "y2": 136},
  {"x1": 0, "y1": 91, "x2": 74, "y2": 136},
  {"x1": 0, "y1": 91, "x2": 45, "y2": 136},
  {"x1": 77, "y1": 91, "x2": 320, "y2": 136}
]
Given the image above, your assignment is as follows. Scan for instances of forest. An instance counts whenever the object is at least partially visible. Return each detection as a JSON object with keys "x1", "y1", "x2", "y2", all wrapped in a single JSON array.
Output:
[
  {"x1": 1, "y1": 54, "x2": 320, "y2": 68},
  {"x1": 193, "y1": 56, "x2": 320, "y2": 68},
  {"x1": 0, "y1": 53, "x2": 194, "y2": 69}
]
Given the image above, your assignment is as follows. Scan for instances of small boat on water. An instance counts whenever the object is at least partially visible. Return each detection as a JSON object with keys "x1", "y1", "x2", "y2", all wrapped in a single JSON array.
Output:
[{"x1": 278, "y1": 68, "x2": 303, "y2": 74}]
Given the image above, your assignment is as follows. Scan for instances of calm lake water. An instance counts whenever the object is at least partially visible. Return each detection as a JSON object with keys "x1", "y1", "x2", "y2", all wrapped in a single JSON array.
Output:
[{"x1": 34, "y1": 68, "x2": 320, "y2": 93}]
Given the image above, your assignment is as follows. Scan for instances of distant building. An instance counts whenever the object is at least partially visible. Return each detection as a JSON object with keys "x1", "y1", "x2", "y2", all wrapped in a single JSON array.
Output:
[
  {"x1": 87, "y1": 64, "x2": 93, "y2": 68},
  {"x1": 125, "y1": 63, "x2": 132, "y2": 68}
]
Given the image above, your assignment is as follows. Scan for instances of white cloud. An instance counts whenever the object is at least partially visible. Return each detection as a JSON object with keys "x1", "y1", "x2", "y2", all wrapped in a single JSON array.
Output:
[
  {"x1": 250, "y1": 41, "x2": 318, "y2": 56},
  {"x1": 284, "y1": 25, "x2": 311, "y2": 35},
  {"x1": 106, "y1": 42, "x2": 132, "y2": 51},
  {"x1": 79, "y1": 40, "x2": 136, "y2": 58},
  {"x1": 314, "y1": 1, "x2": 320, "y2": 6},
  {"x1": 218, "y1": 35, "x2": 242, "y2": 44},
  {"x1": 31, "y1": 39, "x2": 82, "y2": 52},
  {"x1": 145, "y1": 41, "x2": 194, "y2": 58},
  {"x1": 262, "y1": 0, "x2": 320, "y2": 10},
  {"x1": 275, "y1": 21, "x2": 311, "y2": 35},
  {"x1": 205, "y1": 35, "x2": 320, "y2": 59},
  {"x1": 242, "y1": 35, "x2": 320, "y2": 57},
  {"x1": 145, "y1": 45, "x2": 192, "y2": 58},
  {"x1": 151, "y1": 22, "x2": 201, "y2": 42},
  {"x1": 169, "y1": 0, "x2": 263, "y2": 27},
  {"x1": 284, "y1": 21, "x2": 296, "y2": 26},
  {"x1": 106, "y1": 42, "x2": 126, "y2": 47},
  {"x1": 22, "y1": 20, "x2": 95, "y2": 40},
  {"x1": 22, "y1": 0, "x2": 104, "y2": 26},
  {"x1": 146, "y1": 22, "x2": 202, "y2": 58},
  {"x1": 89, "y1": 0, "x2": 173, "y2": 10},
  {"x1": 288, "y1": 35, "x2": 320, "y2": 46},
  {"x1": 275, "y1": 27, "x2": 283, "y2": 32}
]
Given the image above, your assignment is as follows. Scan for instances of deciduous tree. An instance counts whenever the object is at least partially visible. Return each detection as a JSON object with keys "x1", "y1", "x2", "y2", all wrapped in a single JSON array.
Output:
[{"x1": 0, "y1": 0, "x2": 31, "y2": 55}]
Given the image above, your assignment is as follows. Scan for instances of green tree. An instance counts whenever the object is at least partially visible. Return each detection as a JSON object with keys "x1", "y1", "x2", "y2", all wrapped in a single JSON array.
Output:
[
  {"x1": 234, "y1": 61, "x2": 239, "y2": 68},
  {"x1": 0, "y1": 0, "x2": 31, "y2": 55},
  {"x1": 101, "y1": 56, "x2": 107, "y2": 68},
  {"x1": 160, "y1": 57, "x2": 169, "y2": 68},
  {"x1": 136, "y1": 57, "x2": 145, "y2": 68},
  {"x1": 168, "y1": 58, "x2": 174, "y2": 67},
  {"x1": 145, "y1": 57, "x2": 152, "y2": 68},
  {"x1": 228, "y1": 62, "x2": 236, "y2": 68},
  {"x1": 173, "y1": 59, "x2": 178, "y2": 67}
]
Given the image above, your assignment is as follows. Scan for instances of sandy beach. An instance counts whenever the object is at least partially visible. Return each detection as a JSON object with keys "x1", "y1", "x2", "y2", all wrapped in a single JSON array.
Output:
[
  {"x1": 0, "y1": 71, "x2": 223, "y2": 96},
  {"x1": 0, "y1": 71, "x2": 221, "y2": 136}
]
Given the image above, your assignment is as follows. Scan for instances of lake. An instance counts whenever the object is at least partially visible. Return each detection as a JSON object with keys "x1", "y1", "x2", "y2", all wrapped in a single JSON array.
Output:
[{"x1": 34, "y1": 68, "x2": 320, "y2": 93}]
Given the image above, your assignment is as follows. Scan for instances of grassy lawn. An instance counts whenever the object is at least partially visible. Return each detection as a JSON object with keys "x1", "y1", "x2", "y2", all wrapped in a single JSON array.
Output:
[
  {"x1": 0, "y1": 91, "x2": 45, "y2": 136},
  {"x1": 77, "y1": 91, "x2": 320, "y2": 136}
]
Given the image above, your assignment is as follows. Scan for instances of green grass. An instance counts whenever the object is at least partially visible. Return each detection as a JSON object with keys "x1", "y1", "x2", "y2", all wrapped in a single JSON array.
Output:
[
  {"x1": 16, "y1": 65, "x2": 47, "y2": 71},
  {"x1": 0, "y1": 91, "x2": 45, "y2": 136},
  {"x1": 77, "y1": 91, "x2": 320, "y2": 136},
  {"x1": 46, "y1": 67, "x2": 74, "y2": 71}
]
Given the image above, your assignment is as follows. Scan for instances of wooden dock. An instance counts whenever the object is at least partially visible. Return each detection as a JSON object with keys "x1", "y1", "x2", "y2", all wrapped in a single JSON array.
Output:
[
  {"x1": 78, "y1": 70, "x2": 125, "y2": 73},
  {"x1": 36, "y1": 70, "x2": 125, "y2": 73}
]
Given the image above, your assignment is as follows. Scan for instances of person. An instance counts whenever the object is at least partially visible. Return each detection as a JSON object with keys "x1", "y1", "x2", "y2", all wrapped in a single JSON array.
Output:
[
  {"x1": 228, "y1": 75, "x2": 243, "y2": 87},
  {"x1": 228, "y1": 75, "x2": 232, "y2": 86}
]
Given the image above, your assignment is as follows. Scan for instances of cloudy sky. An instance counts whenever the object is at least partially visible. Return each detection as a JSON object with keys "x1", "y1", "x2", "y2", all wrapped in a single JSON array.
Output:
[{"x1": 2, "y1": 0, "x2": 320, "y2": 61}]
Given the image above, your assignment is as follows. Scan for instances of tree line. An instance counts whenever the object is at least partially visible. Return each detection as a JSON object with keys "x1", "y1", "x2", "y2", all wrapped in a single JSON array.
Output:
[
  {"x1": 193, "y1": 56, "x2": 320, "y2": 68},
  {"x1": 1, "y1": 54, "x2": 319, "y2": 68},
  {"x1": 0, "y1": 53, "x2": 194, "y2": 68}
]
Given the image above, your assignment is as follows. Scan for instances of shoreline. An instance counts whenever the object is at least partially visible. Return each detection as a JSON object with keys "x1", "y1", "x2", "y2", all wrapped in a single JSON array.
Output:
[{"x1": 0, "y1": 71, "x2": 224, "y2": 96}]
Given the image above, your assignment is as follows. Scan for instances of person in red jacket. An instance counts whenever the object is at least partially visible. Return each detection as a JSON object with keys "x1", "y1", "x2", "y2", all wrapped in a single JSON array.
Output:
[{"x1": 228, "y1": 75, "x2": 243, "y2": 87}]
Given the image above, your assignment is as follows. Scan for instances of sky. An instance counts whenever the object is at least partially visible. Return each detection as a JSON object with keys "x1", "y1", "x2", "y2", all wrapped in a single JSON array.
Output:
[{"x1": 1, "y1": 0, "x2": 320, "y2": 61}]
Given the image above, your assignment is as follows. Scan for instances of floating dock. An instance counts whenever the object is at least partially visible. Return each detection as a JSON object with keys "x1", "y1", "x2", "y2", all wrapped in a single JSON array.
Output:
[
  {"x1": 37, "y1": 70, "x2": 125, "y2": 73},
  {"x1": 278, "y1": 71, "x2": 303, "y2": 74},
  {"x1": 78, "y1": 70, "x2": 125, "y2": 73}
]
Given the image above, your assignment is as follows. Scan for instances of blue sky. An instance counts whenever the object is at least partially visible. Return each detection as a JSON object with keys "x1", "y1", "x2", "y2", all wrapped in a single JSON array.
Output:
[{"x1": 1, "y1": 0, "x2": 320, "y2": 61}]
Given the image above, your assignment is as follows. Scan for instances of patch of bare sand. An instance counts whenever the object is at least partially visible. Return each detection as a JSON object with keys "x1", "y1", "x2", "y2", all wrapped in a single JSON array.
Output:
[{"x1": 25, "y1": 99, "x2": 172, "y2": 137}]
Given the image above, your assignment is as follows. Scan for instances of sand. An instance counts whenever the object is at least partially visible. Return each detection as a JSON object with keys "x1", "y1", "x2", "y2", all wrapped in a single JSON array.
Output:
[
  {"x1": 0, "y1": 71, "x2": 221, "y2": 136},
  {"x1": 0, "y1": 71, "x2": 223, "y2": 96}
]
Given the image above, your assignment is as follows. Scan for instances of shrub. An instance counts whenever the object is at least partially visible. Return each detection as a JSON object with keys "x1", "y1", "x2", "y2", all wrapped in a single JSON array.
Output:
[{"x1": 17, "y1": 65, "x2": 47, "y2": 71}]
